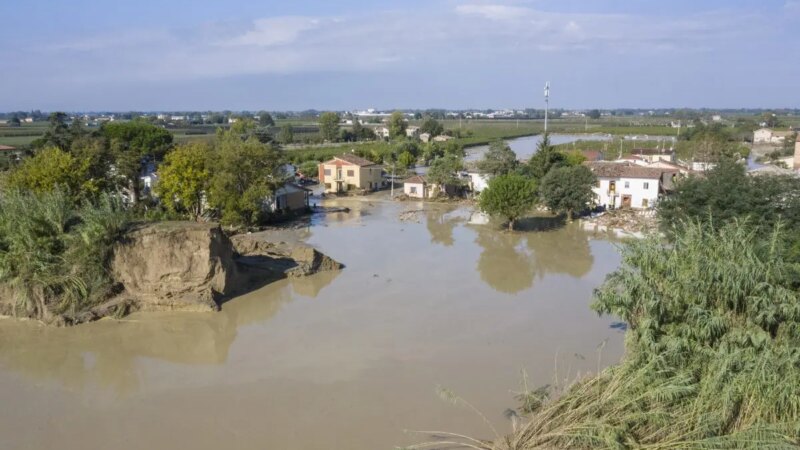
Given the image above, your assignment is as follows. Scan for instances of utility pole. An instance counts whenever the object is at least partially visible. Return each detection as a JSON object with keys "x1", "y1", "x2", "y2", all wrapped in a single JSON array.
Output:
[{"x1": 544, "y1": 81, "x2": 550, "y2": 134}]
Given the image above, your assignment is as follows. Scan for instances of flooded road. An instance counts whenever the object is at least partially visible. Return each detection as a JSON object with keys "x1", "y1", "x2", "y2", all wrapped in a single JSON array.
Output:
[{"x1": 0, "y1": 199, "x2": 624, "y2": 450}]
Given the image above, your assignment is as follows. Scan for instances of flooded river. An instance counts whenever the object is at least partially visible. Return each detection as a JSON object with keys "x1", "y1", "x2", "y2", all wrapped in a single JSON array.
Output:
[
  {"x1": 466, "y1": 133, "x2": 612, "y2": 161},
  {"x1": 0, "y1": 199, "x2": 624, "y2": 450}
]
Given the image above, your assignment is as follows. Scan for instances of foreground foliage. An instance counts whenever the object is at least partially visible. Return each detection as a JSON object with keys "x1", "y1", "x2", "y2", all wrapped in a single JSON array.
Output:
[
  {"x1": 0, "y1": 190, "x2": 130, "y2": 323},
  {"x1": 421, "y1": 222, "x2": 800, "y2": 449}
]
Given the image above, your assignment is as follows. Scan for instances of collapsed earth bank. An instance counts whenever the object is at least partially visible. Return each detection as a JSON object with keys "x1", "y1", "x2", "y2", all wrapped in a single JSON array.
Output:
[{"x1": 1, "y1": 222, "x2": 342, "y2": 324}]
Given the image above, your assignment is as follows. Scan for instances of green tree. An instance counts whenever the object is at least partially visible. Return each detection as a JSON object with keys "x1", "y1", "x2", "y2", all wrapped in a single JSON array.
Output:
[
  {"x1": 526, "y1": 133, "x2": 566, "y2": 180},
  {"x1": 101, "y1": 121, "x2": 174, "y2": 204},
  {"x1": 388, "y1": 111, "x2": 407, "y2": 139},
  {"x1": 155, "y1": 143, "x2": 211, "y2": 220},
  {"x1": 539, "y1": 165, "x2": 597, "y2": 221},
  {"x1": 258, "y1": 111, "x2": 275, "y2": 127},
  {"x1": 426, "y1": 154, "x2": 464, "y2": 193},
  {"x1": 479, "y1": 174, "x2": 538, "y2": 230},
  {"x1": 278, "y1": 124, "x2": 294, "y2": 144},
  {"x1": 761, "y1": 111, "x2": 781, "y2": 128},
  {"x1": 38, "y1": 112, "x2": 71, "y2": 150},
  {"x1": 351, "y1": 118, "x2": 363, "y2": 141},
  {"x1": 207, "y1": 129, "x2": 285, "y2": 226},
  {"x1": 8, "y1": 116, "x2": 21, "y2": 127},
  {"x1": 298, "y1": 160, "x2": 319, "y2": 178},
  {"x1": 319, "y1": 112, "x2": 340, "y2": 142},
  {"x1": 587, "y1": 109, "x2": 601, "y2": 120},
  {"x1": 398, "y1": 151, "x2": 415, "y2": 168},
  {"x1": 420, "y1": 117, "x2": 444, "y2": 136},
  {"x1": 477, "y1": 140, "x2": 517, "y2": 176},
  {"x1": 5, "y1": 147, "x2": 97, "y2": 200}
]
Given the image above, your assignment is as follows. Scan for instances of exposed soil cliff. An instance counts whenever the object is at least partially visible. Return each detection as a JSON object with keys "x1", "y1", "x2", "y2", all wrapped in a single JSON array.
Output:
[{"x1": 0, "y1": 221, "x2": 343, "y2": 324}]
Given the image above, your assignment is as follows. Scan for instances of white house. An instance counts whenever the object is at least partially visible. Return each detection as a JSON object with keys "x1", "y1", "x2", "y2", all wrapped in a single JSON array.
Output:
[
  {"x1": 584, "y1": 162, "x2": 677, "y2": 209},
  {"x1": 419, "y1": 133, "x2": 431, "y2": 143},
  {"x1": 375, "y1": 126, "x2": 391, "y2": 139},
  {"x1": 464, "y1": 171, "x2": 490, "y2": 194},
  {"x1": 754, "y1": 128, "x2": 793, "y2": 144},
  {"x1": 432, "y1": 135, "x2": 453, "y2": 142},
  {"x1": 405, "y1": 126, "x2": 420, "y2": 138},
  {"x1": 403, "y1": 175, "x2": 434, "y2": 198}
]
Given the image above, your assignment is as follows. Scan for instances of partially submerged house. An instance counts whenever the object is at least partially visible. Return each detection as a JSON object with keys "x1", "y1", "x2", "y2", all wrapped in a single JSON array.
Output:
[
  {"x1": 318, "y1": 154, "x2": 384, "y2": 194},
  {"x1": 584, "y1": 161, "x2": 678, "y2": 209},
  {"x1": 403, "y1": 175, "x2": 434, "y2": 198},
  {"x1": 269, "y1": 183, "x2": 311, "y2": 212}
]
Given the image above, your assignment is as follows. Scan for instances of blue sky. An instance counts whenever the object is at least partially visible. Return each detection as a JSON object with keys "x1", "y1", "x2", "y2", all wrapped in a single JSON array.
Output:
[{"x1": 1, "y1": 0, "x2": 798, "y2": 111}]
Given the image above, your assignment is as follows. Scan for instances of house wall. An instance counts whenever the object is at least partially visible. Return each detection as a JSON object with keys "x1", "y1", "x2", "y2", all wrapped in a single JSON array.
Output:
[
  {"x1": 795, "y1": 140, "x2": 800, "y2": 171},
  {"x1": 403, "y1": 182, "x2": 426, "y2": 198},
  {"x1": 467, "y1": 172, "x2": 490, "y2": 193},
  {"x1": 754, "y1": 129, "x2": 772, "y2": 144},
  {"x1": 320, "y1": 162, "x2": 383, "y2": 193},
  {"x1": 593, "y1": 176, "x2": 661, "y2": 209}
]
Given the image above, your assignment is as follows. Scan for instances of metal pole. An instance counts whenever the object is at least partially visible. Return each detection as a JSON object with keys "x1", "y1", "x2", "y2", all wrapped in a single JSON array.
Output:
[{"x1": 544, "y1": 82, "x2": 550, "y2": 134}]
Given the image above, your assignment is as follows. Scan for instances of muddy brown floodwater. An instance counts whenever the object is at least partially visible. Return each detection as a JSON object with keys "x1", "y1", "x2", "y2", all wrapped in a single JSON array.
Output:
[{"x1": 0, "y1": 198, "x2": 625, "y2": 450}]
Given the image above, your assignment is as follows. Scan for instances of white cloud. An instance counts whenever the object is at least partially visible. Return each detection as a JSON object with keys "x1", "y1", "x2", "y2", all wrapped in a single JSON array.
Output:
[
  {"x1": 221, "y1": 16, "x2": 322, "y2": 47},
  {"x1": 12, "y1": 1, "x2": 785, "y2": 84}
]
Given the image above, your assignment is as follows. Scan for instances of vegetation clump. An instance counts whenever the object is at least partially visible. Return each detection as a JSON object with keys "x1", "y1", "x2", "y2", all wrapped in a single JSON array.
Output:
[{"x1": 0, "y1": 190, "x2": 130, "y2": 324}]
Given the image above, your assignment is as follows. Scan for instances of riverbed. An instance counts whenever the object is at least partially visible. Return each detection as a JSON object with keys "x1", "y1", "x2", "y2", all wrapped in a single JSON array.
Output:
[{"x1": 0, "y1": 199, "x2": 624, "y2": 450}]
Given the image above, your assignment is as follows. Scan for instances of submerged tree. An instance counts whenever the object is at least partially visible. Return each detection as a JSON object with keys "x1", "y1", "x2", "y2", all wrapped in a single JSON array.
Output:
[
  {"x1": 539, "y1": 165, "x2": 597, "y2": 221},
  {"x1": 479, "y1": 174, "x2": 538, "y2": 231}
]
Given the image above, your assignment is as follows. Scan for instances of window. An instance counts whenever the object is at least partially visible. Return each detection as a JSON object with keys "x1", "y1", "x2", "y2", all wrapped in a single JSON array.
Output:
[
  {"x1": 624, "y1": 181, "x2": 630, "y2": 189},
  {"x1": 609, "y1": 181, "x2": 616, "y2": 192},
  {"x1": 643, "y1": 182, "x2": 650, "y2": 189},
  {"x1": 409, "y1": 186, "x2": 417, "y2": 194},
  {"x1": 347, "y1": 169, "x2": 355, "y2": 177},
  {"x1": 325, "y1": 183, "x2": 331, "y2": 189},
  {"x1": 324, "y1": 169, "x2": 331, "y2": 176},
  {"x1": 642, "y1": 198, "x2": 649, "y2": 208}
]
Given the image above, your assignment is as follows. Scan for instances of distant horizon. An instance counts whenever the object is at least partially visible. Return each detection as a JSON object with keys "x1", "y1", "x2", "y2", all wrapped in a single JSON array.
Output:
[
  {"x1": 2, "y1": 106, "x2": 799, "y2": 115},
  {"x1": 2, "y1": 1, "x2": 798, "y2": 111}
]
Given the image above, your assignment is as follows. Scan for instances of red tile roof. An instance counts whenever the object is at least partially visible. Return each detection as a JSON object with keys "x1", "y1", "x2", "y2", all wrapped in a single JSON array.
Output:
[
  {"x1": 404, "y1": 175, "x2": 428, "y2": 184},
  {"x1": 0, "y1": 145, "x2": 17, "y2": 151}
]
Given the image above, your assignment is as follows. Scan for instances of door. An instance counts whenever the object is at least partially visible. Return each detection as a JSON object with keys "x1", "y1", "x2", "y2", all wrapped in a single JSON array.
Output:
[{"x1": 621, "y1": 195, "x2": 632, "y2": 208}]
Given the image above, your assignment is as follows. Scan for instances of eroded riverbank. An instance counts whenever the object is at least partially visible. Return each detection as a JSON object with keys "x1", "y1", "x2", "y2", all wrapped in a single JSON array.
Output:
[{"x1": 0, "y1": 199, "x2": 624, "y2": 450}]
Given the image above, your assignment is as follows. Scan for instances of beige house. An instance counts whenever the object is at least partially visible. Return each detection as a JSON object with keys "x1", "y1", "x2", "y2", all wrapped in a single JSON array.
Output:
[
  {"x1": 318, "y1": 154, "x2": 383, "y2": 193},
  {"x1": 432, "y1": 135, "x2": 454, "y2": 142},
  {"x1": 419, "y1": 132, "x2": 431, "y2": 143}
]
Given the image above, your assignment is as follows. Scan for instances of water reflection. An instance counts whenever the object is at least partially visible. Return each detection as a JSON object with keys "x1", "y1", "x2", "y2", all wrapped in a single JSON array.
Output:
[
  {"x1": 0, "y1": 271, "x2": 340, "y2": 393},
  {"x1": 474, "y1": 229, "x2": 535, "y2": 294},
  {"x1": 425, "y1": 208, "x2": 464, "y2": 247},
  {"x1": 473, "y1": 222, "x2": 595, "y2": 293}
]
